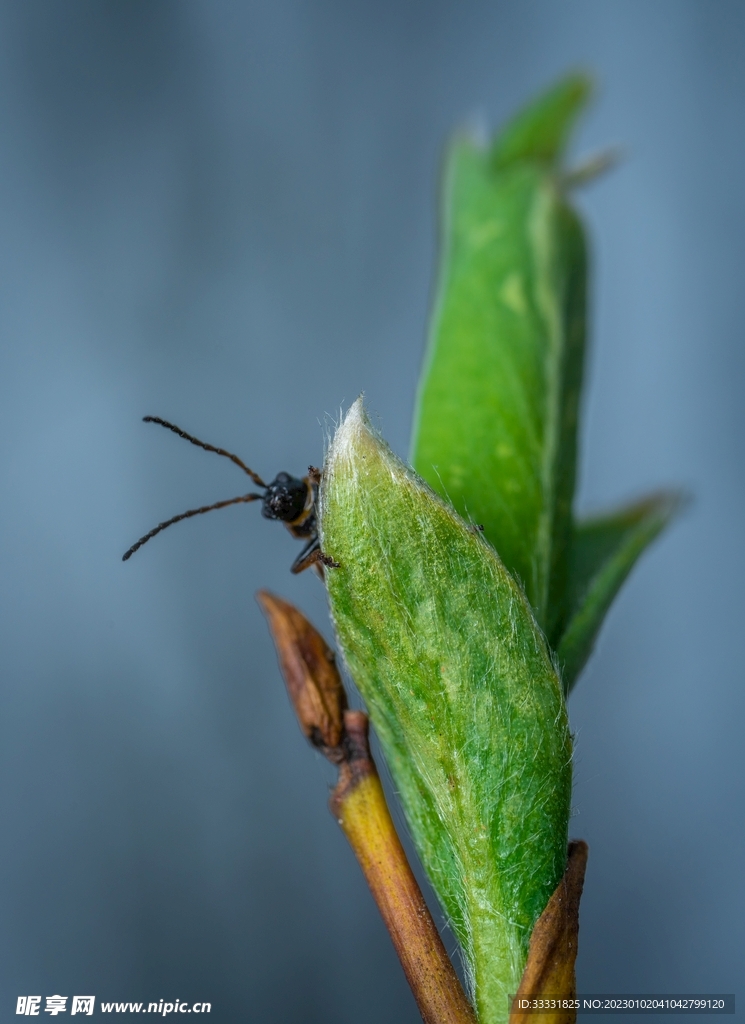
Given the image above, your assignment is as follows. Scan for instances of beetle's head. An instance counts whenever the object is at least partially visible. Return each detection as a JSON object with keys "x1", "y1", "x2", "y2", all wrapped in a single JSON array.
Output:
[{"x1": 261, "y1": 472, "x2": 308, "y2": 523}]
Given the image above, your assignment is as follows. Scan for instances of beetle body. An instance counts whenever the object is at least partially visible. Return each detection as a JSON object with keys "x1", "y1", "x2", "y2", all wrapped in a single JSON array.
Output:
[
  {"x1": 123, "y1": 418, "x2": 336, "y2": 574},
  {"x1": 260, "y1": 469, "x2": 325, "y2": 574}
]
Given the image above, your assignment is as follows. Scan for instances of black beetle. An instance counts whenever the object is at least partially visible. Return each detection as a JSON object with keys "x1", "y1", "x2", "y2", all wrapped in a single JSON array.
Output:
[{"x1": 122, "y1": 416, "x2": 339, "y2": 574}]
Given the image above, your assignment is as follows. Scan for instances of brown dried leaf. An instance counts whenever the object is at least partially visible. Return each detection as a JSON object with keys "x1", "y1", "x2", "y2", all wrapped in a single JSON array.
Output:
[
  {"x1": 257, "y1": 590, "x2": 347, "y2": 753},
  {"x1": 510, "y1": 840, "x2": 588, "y2": 1024}
]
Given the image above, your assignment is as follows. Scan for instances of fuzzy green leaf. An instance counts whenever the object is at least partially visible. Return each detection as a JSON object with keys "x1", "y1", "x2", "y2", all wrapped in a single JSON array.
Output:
[
  {"x1": 411, "y1": 103, "x2": 588, "y2": 633},
  {"x1": 556, "y1": 493, "x2": 682, "y2": 691},
  {"x1": 320, "y1": 400, "x2": 571, "y2": 1024}
]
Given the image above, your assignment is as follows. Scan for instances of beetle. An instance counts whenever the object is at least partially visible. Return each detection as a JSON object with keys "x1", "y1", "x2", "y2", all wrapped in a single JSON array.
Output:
[{"x1": 122, "y1": 416, "x2": 339, "y2": 574}]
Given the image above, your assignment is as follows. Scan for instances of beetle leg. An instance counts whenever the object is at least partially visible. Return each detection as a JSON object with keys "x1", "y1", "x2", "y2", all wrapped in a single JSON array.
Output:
[{"x1": 291, "y1": 537, "x2": 340, "y2": 575}]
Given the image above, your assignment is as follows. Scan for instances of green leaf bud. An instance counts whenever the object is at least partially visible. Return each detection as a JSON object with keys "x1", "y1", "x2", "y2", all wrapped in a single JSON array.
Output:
[{"x1": 320, "y1": 399, "x2": 572, "y2": 1024}]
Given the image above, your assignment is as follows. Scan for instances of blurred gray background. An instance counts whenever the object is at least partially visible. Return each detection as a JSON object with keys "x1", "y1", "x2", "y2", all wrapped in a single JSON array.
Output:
[{"x1": 0, "y1": 1, "x2": 742, "y2": 1020}]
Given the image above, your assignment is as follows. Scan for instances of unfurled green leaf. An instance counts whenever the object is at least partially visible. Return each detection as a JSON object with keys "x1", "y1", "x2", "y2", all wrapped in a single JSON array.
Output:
[
  {"x1": 411, "y1": 90, "x2": 588, "y2": 633},
  {"x1": 320, "y1": 399, "x2": 571, "y2": 1024},
  {"x1": 490, "y1": 73, "x2": 592, "y2": 170},
  {"x1": 556, "y1": 493, "x2": 683, "y2": 692},
  {"x1": 314, "y1": 75, "x2": 679, "y2": 1024}
]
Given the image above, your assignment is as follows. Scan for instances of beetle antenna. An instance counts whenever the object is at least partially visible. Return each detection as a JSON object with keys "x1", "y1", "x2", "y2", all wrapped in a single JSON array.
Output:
[
  {"x1": 123, "y1": 493, "x2": 263, "y2": 561},
  {"x1": 143, "y1": 417, "x2": 267, "y2": 487}
]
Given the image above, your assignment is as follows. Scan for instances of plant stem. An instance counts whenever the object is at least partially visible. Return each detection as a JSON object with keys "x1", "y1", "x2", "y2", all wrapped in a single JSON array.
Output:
[
  {"x1": 258, "y1": 590, "x2": 476, "y2": 1024},
  {"x1": 331, "y1": 711, "x2": 476, "y2": 1024}
]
